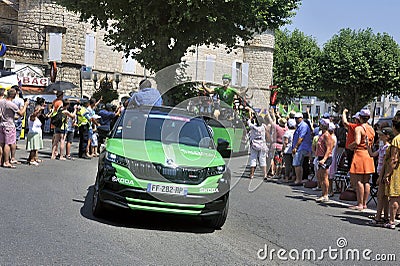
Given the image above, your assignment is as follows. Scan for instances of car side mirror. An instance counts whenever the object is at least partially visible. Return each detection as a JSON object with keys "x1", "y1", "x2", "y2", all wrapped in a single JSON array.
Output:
[{"x1": 217, "y1": 138, "x2": 231, "y2": 157}]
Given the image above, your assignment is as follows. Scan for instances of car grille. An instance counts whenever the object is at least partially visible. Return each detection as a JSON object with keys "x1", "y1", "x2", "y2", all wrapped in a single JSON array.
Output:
[{"x1": 128, "y1": 159, "x2": 208, "y2": 185}]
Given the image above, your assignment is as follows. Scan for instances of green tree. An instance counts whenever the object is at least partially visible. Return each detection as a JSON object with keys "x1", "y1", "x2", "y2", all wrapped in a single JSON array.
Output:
[
  {"x1": 57, "y1": 0, "x2": 300, "y2": 72},
  {"x1": 320, "y1": 28, "x2": 400, "y2": 114},
  {"x1": 272, "y1": 29, "x2": 322, "y2": 103}
]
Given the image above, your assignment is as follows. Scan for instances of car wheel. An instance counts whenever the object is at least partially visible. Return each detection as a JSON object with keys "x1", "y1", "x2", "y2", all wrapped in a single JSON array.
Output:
[
  {"x1": 202, "y1": 194, "x2": 229, "y2": 229},
  {"x1": 92, "y1": 177, "x2": 106, "y2": 217}
]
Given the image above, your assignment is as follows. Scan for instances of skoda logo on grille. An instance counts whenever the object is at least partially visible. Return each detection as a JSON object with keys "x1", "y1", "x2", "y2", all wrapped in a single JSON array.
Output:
[{"x1": 166, "y1": 159, "x2": 174, "y2": 165}]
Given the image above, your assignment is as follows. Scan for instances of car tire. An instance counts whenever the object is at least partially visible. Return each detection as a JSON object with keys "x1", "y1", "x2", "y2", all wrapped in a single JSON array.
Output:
[
  {"x1": 202, "y1": 194, "x2": 229, "y2": 229},
  {"x1": 92, "y1": 177, "x2": 106, "y2": 217}
]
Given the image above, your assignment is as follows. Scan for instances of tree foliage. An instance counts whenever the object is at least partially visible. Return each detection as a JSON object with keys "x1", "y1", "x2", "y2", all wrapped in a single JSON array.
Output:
[
  {"x1": 57, "y1": 0, "x2": 301, "y2": 72},
  {"x1": 272, "y1": 29, "x2": 321, "y2": 103},
  {"x1": 319, "y1": 28, "x2": 400, "y2": 114}
]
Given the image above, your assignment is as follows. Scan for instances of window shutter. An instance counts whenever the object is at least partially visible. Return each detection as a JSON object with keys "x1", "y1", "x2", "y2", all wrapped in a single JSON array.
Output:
[
  {"x1": 241, "y1": 63, "x2": 249, "y2": 87},
  {"x1": 205, "y1": 55, "x2": 216, "y2": 82},
  {"x1": 84, "y1": 34, "x2": 96, "y2": 67},
  {"x1": 231, "y1": 61, "x2": 237, "y2": 86},
  {"x1": 123, "y1": 57, "x2": 136, "y2": 74},
  {"x1": 48, "y1": 33, "x2": 62, "y2": 62}
]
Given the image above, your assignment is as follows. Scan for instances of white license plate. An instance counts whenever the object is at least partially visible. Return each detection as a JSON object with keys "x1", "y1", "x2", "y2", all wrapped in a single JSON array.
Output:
[{"x1": 147, "y1": 183, "x2": 187, "y2": 196}]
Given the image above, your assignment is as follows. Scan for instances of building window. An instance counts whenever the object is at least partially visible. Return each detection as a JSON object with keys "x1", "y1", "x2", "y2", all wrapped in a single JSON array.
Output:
[
  {"x1": 232, "y1": 61, "x2": 241, "y2": 86},
  {"x1": 123, "y1": 56, "x2": 136, "y2": 74},
  {"x1": 316, "y1": 105, "x2": 320, "y2": 116},
  {"x1": 205, "y1": 55, "x2": 216, "y2": 82},
  {"x1": 375, "y1": 107, "x2": 381, "y2": 116},
  {"x1": 84, "y1": 34, "x2": 96, "y2": 67},
  {"x1": 231, "y1": 61, "x2": 249, "y2": 87},
  {"x1": 48, "y1": 32, "x2": 62, "y2": 62}
]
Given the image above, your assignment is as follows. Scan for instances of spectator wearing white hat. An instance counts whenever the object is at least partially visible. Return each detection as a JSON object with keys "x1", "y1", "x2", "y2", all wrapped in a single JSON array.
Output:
[
  {"x1": 349, "y1": 108, "x2": 375, "y2": 210},
  {"x1": 315, "y1": 118, "x2": 334, "y2": 202},
  {"x1": 281, "y1": 118, "x2": 296, "y2": 183},
  {"x1": 291, "y1": 112, "x2": 313, "y2": 185}
]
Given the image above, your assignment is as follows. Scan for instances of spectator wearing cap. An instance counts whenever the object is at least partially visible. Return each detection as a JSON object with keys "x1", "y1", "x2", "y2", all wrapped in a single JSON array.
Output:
[
  {"x1": 130, "y1": 79, "x2": 162, "y2": 107},
  {"x1": 322, "y1": 112, "x2": 330, "y2": 120},
  {"x1": 291, "y1": 112, "x2": 313, "y2": 185},
  {"x1": 85, "y1": 98, "x2": 102, "y2": 157},
  {"x1": 366, "y1": 127, "x2": 394, "y2": 225},
  {"x1": 315, "y1": 118, "x2": 334, "y2": 202},
  {"x1": 348, "y1": 108, "x2": 375, "y2": 211},
  {"x1": 77, "y1": 99, "x2": 91, "y2": 159},
  {"x1": 282, "y1": 118, "x2": 296, "y2": 183},
  {"x1": 270, "y1": 117, "x2": 287, "y2": 178},
  {"x1": 202, "y1": 74, "x2": 238, "y2": 120}
]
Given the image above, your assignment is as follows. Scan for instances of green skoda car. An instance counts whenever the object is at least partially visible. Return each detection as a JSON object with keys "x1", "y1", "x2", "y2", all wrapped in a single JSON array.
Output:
[{"x1": 93, "y1": 106, "x2": 230, "y2": 228}]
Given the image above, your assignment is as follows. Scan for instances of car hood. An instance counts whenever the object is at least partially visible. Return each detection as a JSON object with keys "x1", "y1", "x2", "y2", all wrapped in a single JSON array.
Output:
[{"x1": 106, "y1": 138, "x2": 225, "y2": 168}]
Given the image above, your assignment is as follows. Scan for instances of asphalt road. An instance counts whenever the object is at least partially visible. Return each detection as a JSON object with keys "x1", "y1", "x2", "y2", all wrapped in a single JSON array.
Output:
[{"x1": 0, "y1": 138, "x2": 399, "y2": 265}]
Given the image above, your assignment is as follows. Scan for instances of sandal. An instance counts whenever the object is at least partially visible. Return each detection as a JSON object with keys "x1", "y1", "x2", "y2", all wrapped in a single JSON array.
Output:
[
  {"x1": 349, "y1": 205, "x2": 363, "y2": 211},
  {"x1": 383, "y1": 223, "x2": 396, "y2": 229},
  {"x1": 2, "y1": 164, "x2": 16, "y2": 169},
  {"x1": 10, "y1": 160, "x2": 21, "y2": 165}
]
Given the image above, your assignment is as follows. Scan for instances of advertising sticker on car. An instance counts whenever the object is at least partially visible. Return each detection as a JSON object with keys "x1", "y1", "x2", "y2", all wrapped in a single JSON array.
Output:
[{"x1": 147, "y1": 183, "x2": 188, "y2": 196}]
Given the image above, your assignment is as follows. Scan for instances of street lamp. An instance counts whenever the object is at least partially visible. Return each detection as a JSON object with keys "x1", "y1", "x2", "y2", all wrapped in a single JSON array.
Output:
[
  {"x1": 92, "y1": 71, "x2": 99, "y2": 90},
  {"x1": 114, "y1": 72, "x2": 121, "y2": 90}
]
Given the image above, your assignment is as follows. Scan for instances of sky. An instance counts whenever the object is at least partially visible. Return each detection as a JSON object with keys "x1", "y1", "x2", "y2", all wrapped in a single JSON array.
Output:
[{"x1": 284, "y1": 0, "x2": 400, "y2": 46}]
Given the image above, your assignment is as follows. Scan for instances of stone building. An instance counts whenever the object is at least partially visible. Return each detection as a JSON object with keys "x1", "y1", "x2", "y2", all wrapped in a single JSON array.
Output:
[{"x1": 0, "y1": 0, "x2": 274, "y2": 108}]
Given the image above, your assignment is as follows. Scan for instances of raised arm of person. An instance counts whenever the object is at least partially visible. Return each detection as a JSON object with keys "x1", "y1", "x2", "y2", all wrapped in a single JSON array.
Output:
[
  {"x1": 201, "y1": 82, "x2": 214, "y2": 94},
  {"x1": 342, "y1": 109, "x2": 350, "y2": 128},
  {"x1": 17, "y1": 100, "x2": 29, "y2": 117},
  {"x1": 263, "y1": 107, "x2": 275, "y2": 125}
]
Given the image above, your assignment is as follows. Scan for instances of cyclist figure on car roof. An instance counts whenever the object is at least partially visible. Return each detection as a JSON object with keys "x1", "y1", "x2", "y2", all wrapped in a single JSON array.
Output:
[{"x1": 202, "y1": 74, "x2": 240, "y2": 120}]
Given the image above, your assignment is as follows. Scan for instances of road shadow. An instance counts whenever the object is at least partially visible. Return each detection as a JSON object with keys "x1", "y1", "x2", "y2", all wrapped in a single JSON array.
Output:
[
  {"x1": 77, "y1": 185, "x2": 215, "y2": 234},
  {"x1": 329, "y1": 214, "x2": 371, "y2": 227}
]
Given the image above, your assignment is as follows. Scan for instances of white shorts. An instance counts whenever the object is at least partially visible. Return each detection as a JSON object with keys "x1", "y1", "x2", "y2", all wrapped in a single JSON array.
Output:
[{"x1": 249, "y1": 148, "x2": 267, "y2": 167}]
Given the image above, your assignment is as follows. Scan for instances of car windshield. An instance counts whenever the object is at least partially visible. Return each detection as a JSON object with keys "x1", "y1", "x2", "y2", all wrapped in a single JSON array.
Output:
[{"x1": 113, "y1": 110, "x2": 214, "y2": 148}]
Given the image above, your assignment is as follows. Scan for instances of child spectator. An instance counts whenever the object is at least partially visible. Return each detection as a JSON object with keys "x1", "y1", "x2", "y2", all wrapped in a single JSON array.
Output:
[
  {"x1": 90, "y1": 115, "x2": 101, "y2": 157},
  {"x1": 366, "y1": 127, "x2": 394, "y2": 225},
  {"x1": 282, "y1": 119, "x2": 296, "y2": 183}
]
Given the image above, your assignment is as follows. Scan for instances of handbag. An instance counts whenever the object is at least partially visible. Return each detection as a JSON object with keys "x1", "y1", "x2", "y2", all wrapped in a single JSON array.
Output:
[
  {"x1": 251, "y1": 138, "x2": 264, "y2": 151},
  {"x1": 339, "y1": 189, "x2": 357, "y2": 201}
]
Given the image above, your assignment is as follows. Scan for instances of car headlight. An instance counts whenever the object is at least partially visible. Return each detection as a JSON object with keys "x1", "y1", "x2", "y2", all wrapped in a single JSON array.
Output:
[
  {"x1": 105, "y1": 152, "x2": 129, "y2": 167},
  {"x1": 207, "y1": 165, "x2": 226, "y2": 176}
]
